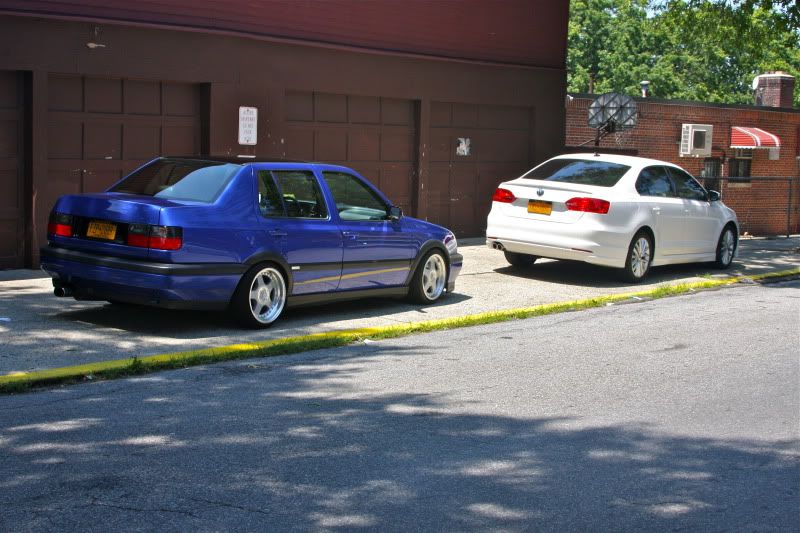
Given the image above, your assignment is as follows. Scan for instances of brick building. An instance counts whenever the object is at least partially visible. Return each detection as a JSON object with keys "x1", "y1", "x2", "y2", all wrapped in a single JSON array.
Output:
[{"x1": 566, "y1": 73, "x2": 800, "y2": 236}]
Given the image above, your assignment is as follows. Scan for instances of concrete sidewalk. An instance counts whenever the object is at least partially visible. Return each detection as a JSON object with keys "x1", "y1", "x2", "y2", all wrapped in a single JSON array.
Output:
[{"x1": 0, "y1": 237, "x2": 797, "y2": 375}]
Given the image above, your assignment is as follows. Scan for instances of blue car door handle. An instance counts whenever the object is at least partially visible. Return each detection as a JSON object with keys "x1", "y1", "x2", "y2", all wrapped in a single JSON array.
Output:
[
  {"x1": 342, "y1": 231, "x2": 358, "y2": 240},
  {"x1": 269, "y1": 229, "x2": 288, "y2": 237}
]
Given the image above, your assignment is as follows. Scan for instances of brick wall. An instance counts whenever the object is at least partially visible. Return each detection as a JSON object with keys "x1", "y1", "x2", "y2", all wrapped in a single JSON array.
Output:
[{"x1": 566, "y1": 95, "x2": 800, "y2": 236}]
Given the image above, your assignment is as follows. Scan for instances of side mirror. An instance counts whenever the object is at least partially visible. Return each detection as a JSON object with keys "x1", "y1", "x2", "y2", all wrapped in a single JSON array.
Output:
[
  {"x1": 708, "y1": 190, "x2": 721, "y2": 202},
  {"x1": 388, "y1": 205, "x2": 403, "y2": 221}
]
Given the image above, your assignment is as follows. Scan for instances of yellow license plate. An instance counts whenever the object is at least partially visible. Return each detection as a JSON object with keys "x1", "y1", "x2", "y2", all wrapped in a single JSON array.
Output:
[
  {"x1": 528, "y1": 200, "x2": 552, "y2": 215},
  {"x1": 86, "y1": 220, "x2": 117, "y2": 240}
]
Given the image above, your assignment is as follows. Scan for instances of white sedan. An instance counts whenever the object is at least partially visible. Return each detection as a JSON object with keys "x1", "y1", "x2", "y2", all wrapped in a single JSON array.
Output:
[{"x1": 486, "y1": 153, "x2": 739, "y2": 282}]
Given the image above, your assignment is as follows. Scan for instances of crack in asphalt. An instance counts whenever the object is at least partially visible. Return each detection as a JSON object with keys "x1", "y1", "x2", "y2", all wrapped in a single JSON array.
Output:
[
  {"x1": 188, "y1": 496, "x2": 273, "y2": 516},
  {"x1": 88, "y1": 496, "x2": 202, "y2": 519}
]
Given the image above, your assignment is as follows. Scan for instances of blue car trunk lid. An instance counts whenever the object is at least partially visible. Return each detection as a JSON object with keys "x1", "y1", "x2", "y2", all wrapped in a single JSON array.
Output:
[{"x1": 50, "y1": 193, "x2": 179, "y2": 259}]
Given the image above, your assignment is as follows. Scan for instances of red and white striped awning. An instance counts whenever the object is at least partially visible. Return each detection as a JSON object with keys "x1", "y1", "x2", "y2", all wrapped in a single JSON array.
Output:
[{"x1": 730, "y1": 126, "x2": 781, "y2": 149}]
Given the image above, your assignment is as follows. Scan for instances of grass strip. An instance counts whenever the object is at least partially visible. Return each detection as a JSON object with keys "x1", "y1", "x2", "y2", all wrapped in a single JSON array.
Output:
[{"x1": 2, "y1": 267, "x2": 798, "y2": 394}]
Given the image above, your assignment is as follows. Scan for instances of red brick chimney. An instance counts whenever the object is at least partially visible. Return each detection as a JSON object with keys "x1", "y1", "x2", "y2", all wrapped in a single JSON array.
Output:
[{"x1": 754, "y1": 72, "x2": 795, "y2": 108}]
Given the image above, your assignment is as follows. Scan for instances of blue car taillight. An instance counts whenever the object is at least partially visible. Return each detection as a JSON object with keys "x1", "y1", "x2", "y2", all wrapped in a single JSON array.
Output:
[
  {"x1": 47, "y1": 212, "x2": 74, "y2": 237},
  {"x1": 127, "y1": 224, "x2": 183, "y2": 251}
]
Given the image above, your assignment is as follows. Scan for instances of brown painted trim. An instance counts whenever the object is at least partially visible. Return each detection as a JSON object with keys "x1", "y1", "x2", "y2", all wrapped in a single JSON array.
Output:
[
  {"x1": 29, "y1": 70, "x2": 47, "y2": 267},
  {"x1": 0, "y1": 9, "x2": 566, "y2": 72}
]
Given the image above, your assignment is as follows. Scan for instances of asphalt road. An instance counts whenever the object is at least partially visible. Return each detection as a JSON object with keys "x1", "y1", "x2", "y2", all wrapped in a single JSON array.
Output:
[
  {"x1": 1, "y1": 280, "x2": 798, "y2": 531},
  {"x1": 0, "y1": 237, "x2": 798, "y2": 374}
]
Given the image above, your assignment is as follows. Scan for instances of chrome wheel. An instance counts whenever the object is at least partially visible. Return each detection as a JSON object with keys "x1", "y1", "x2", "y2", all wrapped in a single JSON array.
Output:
[
  {"x1": 421, "y1": 253, "x2": 447, "y2": 301},
  {"x1": 626, "y1": 234, "x2": 652, "y2": 281},
  {"x1": 630, "y1": 236, "x2": 651, "y2": 278},
  {"x1": 719, "y1": 228, "x2": 735, "y2": 266},
  {"x1": 248, "y1": 267, "x2": 286, "y2": 324}
]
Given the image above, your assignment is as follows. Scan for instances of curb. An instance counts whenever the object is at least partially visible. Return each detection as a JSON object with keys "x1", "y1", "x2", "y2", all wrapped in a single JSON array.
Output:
[{"x1": 2, "y1": 268, "x2": 798, "y2": 393}]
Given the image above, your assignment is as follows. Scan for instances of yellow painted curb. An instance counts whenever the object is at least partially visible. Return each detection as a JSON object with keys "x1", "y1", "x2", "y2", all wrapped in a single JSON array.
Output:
[{"x1": 1, "y1": 267, "x2": 798, "y2": 392}]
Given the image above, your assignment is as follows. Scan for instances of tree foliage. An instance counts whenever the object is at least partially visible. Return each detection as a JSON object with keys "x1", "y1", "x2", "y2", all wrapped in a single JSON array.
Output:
[{"x1": 567, "y1": 0, "x2": 800, "y2": 106}]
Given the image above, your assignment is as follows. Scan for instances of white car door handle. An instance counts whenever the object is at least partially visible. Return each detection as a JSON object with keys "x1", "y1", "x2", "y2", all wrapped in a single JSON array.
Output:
[{"x1": 651, "y1": 207, "x2": 661, "y2": 213}]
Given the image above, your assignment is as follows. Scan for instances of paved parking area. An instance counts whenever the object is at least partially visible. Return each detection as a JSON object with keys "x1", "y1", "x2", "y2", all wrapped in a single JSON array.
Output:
[{"x1": 0, "y1": 237, "x2": 797, "y2": 374}]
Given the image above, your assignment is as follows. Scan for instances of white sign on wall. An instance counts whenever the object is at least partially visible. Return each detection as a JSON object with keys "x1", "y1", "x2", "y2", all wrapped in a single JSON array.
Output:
[{"x1": 238, "y1": 106, "x2": 258, "y2": 146}]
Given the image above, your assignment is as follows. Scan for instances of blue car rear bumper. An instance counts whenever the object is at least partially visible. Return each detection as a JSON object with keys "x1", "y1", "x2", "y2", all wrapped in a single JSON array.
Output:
[{"x1": 40, "y1": 246, "x2": 245, "y2": 310}]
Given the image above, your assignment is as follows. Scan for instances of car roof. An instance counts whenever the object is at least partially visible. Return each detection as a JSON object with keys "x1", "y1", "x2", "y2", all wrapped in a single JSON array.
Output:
[
  {"x1": 157, "y1": 156, "x2": 360, "y2": 173},
  {"x1": 161, "y1": 155, "x2": 307, "y2": 165},
  {"x1": 551, "y1": 153, "x2": 684, "y2": 170}
]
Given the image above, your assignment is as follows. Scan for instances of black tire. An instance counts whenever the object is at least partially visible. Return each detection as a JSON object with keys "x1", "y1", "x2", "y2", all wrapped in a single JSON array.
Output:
[
  {"x1": 408, "y1": 250, "x2": 448, "y2": 304},
  {"x1": 621, "y1": 231, "x2": 653, "y2": 283},
  {"x1": 231, "y1": 263, "x2": 287, "y2": 328},
  {"x1": 504, "y1": 251, "x2": 537, "y2": 267},
  {"x1": 713, "y1": 225, "x2": 737, "y2": 269}
]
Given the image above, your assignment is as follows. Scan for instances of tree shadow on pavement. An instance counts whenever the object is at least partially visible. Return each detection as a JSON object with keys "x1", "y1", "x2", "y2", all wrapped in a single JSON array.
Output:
[{"x1": 1, "y1": 343, "x2": 797, "y2": 531}]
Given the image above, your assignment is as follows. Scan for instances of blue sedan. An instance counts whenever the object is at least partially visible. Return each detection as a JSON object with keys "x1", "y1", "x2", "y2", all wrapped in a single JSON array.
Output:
[{"x1": 40, "y1": 157, "x2": 462, "y2": 327}]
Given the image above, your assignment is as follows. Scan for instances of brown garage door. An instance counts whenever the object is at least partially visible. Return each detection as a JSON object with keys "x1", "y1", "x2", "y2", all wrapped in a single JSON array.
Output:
[
  {"x1": 429, "y1": 102, "x2": 533, "y2": 236},
  {"x1": 39, "y1": 75, "x2": 203, "y2": 259},
  {"x1": 0, "y1": 71, "x2": 25, "y2": 269},
  {"x1": 284, "y1": 91, "x2": 418, "y2": 214}
]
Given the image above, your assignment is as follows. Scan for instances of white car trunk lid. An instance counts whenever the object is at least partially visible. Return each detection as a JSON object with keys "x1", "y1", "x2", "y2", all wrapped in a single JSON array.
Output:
[{"x1": 497, "y1": 179, "x2": 608, "y2": 223}]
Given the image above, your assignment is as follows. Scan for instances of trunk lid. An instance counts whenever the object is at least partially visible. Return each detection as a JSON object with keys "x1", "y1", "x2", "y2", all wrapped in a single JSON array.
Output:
[{"x1": 497, "y1": 179, "x2": 609, "y2": 224}]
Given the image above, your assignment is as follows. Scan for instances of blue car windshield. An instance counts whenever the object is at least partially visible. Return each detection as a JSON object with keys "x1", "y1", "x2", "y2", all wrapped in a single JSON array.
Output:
[
  {"x1": 521, "y1": 159, "x2": 630, "y2": 187},
  {"x1": 110, "y1": 160, "x2": 240, "y2": 202}
]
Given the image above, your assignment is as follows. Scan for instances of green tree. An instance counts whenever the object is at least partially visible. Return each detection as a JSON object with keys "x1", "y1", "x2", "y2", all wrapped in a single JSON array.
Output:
[{"x1": 567, "y1": 0, "x2": 800, "y2": 106}]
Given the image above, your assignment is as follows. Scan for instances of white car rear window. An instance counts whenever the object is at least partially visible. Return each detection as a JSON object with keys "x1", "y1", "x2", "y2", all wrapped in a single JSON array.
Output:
[{"x1": 522, "y1": 159, "x2": 630, "y2": 187}]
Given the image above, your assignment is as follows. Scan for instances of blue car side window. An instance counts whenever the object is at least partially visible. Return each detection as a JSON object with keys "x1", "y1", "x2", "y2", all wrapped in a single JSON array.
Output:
[
  {"x1": 322, "y1": 171, "x2": 389, "y2": 221},
  {"x1": 257, "y1": 171, "x2": 286, "y2": 217},
  {"x1": 272, "y1": 171, "x2": 329, "y2": 219}
]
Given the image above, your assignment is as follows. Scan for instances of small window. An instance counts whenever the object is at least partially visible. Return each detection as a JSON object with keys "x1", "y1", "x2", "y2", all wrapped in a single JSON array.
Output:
[
  {"x1": 257, "y1": 171, "x2": 286, "y2": 217},
  {"x1": 635, "y1": 166, "x2": 673, "y2": 197},
  {"x1": 522, "y1": 159, "x2": 630, "y2": 187},
  {"x1": 322, "y1": 171, "x2": 389, "y2": 221},
  {"x1": 729, "y1": 158, "x2": 752, "y2": 178},
  {"x1": 668, "y1": 167, "x2": 707, "y2": 201},
  {"x1": 272, "y1": 171, "x2": 328, "y2": 219},
  {"x1": 733, "y1": 148, "x2": 753, "y2": 160}
]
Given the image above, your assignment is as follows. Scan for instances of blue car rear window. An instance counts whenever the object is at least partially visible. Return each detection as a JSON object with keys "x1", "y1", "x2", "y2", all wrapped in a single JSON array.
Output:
[
  {"x1": 522, "y1": 159, "x2": 630, "y2": 187},
  {"x1": 110, "y1": 160, "x2": 240, "y2": 202}
]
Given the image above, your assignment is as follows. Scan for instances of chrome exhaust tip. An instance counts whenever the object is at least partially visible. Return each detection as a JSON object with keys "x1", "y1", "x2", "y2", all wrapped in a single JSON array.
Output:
[{"x1": 54, "y1": 286, "x2": 73, "y2": 297}]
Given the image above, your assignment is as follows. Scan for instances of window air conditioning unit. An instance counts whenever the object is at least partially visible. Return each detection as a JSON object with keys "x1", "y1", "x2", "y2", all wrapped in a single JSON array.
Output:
[{"x1": 680, "y1": 124, "x2": 713, "y2": 157}]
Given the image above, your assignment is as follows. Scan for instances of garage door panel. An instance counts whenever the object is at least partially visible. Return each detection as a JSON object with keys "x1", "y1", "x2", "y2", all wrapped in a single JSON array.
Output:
[
  {"x1": 427, "y1": 163, "x2": 452, "y2": 229},
  {"x1": 124, "y1": 124, "x2": 161, "y2": 159},
  {"x1": 314, "y1": 130, "x2": 347, "y2": 161},
  {"x1": 286, "y1": 91, "x2": 314, "y2": 122},
  {"x1": 0, "y1": 166, "x2": 19, "y2": 208},
  {"x1": 84, "y1": 122, "x2": 122, "y2": 160},
  {"x1": 348, "y1": 131, "x2": 379, "y2": 161},
  {"x1": 315, "y1": 93, "x2": 347, "y2": 123},
  {"x1": 286, "y1": 128, "x2": 314, "y2": 160},
  {"x1": 84, "y1": 168, "x2": 123, "y2": 192},
  {"x1": 164, "y1": 83, "x2": 199, "y2": 116},
  {"x1": 479, "y1": 130, "x2": 529, "y2": 162},
  {"x1": 381, "y1": 133, "x2": 413, "y2": 162},
  {"x1": 452, "y1": 103, "x2": 478, "y2": 128},
  {"x1": 49, "y1": 120, "x2": 83, "y2": 159},
  {"x1": 478, "y1": 105, "x2": 530, "y2": 130},
  {"x1": 48, "y1": 75, "x2": 83, "y2": 112},
  {"x1": 85, "y1": 78, "x2": 122, "y2": 114},
  {"x1": 349, "y1": 96, "x2": 380, "y2": 124},
  {"x1": 380, "y1": 163, "x2": 413, "y2": 208},
  {"x1": 382, "y1": 98, "x2": 413, "y2": 126},
  {"x1": 163, "y1": 125, "x2": 197, "y2": 155},
  {"x1": 0, "y1": 118, "x2": 18, "y2": 158},
  {"x1": 430, "y1": 131, "x2": 453, "y2": 162},
  {"x1": 125, "y1": 80, "x2": 161, "y2": 115},
  {"x1": 431, "y1": 102, "x2": 452, "y2": 127}
]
